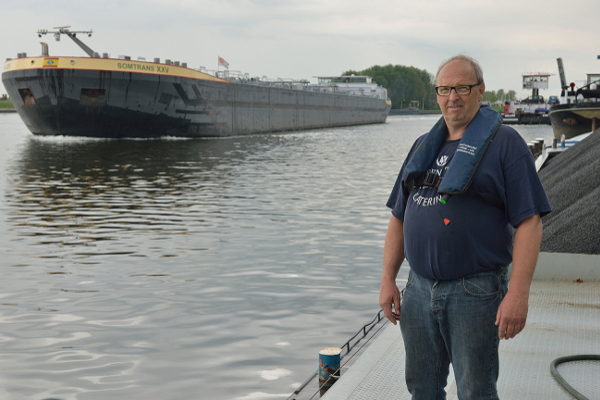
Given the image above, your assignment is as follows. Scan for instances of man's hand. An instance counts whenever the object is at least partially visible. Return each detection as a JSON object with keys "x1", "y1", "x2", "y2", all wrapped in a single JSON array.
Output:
[
  {"x1": 380, "y1": 215, "x2": 405, "y2": 325},
  {"x1": 495, "y1": 286, "x2": 529, "y2": 339},
  {"x1": 495, "y1": 214, "x2": 542, "y2": 340},
  {"x1": 379, "y1": 280, "x2": 401, "y2": 324}
]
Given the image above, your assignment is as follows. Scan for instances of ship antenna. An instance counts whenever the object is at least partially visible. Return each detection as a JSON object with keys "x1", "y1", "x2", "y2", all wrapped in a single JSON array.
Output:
[{"x1": 37, "y1": 27, "x2": 96, "y2": 57}]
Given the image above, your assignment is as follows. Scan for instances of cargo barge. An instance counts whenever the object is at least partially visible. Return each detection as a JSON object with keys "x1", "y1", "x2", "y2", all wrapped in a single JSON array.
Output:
[
  {"x1": 2, "y1": 28, "x2": 391, "y2": 138},
  {"x1": 548, "y1": 57, "x2": 600, "y2": 140}
]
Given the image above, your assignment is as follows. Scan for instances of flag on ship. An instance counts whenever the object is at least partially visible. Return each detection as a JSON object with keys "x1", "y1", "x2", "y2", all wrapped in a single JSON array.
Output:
[
  {"x1": 218, "y1": 56, "x2": 229, "y2": 69},
  {"x1": 43, "y1": 58, "x2": 59, "y2": 68}
]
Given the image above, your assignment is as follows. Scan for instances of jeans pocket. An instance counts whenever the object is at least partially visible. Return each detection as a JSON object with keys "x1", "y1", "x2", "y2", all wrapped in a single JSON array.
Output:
[{"x1": 460, "y1": 270, "x2": 502, "y2": 298}]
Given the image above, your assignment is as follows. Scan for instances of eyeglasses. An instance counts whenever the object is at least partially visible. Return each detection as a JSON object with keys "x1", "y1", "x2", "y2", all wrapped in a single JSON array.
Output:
[{"x1": 435, "y1": 83, "x2": 481, "y2": 96}]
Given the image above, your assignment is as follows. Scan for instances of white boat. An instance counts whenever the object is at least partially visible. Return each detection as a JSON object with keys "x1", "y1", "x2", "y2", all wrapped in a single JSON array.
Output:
[{"x1": 502, "y1": 73, "x2": 552, "y2": 125}]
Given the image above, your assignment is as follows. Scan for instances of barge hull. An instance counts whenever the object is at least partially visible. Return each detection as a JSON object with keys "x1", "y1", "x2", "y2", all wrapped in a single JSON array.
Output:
[
  {"x1": 2, "y1": 57, "x2": 391, "y2": 138},
  {"x1": 548, "y1": 102, "x2": 600, "y2": 140}
]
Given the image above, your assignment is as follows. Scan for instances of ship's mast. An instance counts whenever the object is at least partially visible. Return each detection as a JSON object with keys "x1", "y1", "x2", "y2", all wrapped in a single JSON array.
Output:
[{"x1": 37, "y1": 26, "x2": 95, "y2": 57}]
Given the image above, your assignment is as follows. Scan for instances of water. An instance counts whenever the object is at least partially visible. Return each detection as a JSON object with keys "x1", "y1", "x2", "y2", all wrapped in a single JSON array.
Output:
[{"x1": 0, "y1": 113, "x2": 554, "y2": 400}]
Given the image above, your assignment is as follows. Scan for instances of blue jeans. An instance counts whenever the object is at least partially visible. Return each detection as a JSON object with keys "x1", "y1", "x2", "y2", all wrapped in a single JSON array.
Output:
[{"x1": 399, "y1": 267, "x2": 509, "y2": 400}]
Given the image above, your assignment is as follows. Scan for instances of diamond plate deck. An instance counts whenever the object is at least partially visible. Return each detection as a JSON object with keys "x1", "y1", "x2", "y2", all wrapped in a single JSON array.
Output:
[{"x1": 323, "y1": 255, "x2": 600, "y2": 400}]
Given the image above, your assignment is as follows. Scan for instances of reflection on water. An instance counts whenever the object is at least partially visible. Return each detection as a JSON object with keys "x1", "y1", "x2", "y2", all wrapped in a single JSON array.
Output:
[
  {"x1": 7, "y1": 138, "x2": 256, "y2": 258},
  {"x1": 0, "y1": 115, "x2": 555, "y2": 400}
]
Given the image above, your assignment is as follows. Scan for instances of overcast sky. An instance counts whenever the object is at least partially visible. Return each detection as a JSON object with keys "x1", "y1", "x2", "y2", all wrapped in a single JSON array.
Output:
[{"x1": 2, "y1": 0, "x2": 599, "y2": 99}]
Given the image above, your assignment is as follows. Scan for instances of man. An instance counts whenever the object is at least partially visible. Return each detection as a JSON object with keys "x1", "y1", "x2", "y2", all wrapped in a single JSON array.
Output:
[{"x1": 379, "y1": 54, "x2": 551, "y2": 399}]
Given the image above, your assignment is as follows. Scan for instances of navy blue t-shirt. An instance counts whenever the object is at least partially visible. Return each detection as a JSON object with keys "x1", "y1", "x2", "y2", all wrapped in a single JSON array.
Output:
[{"x1": 387, "y1": 125, "x2": 551, "y2": 280}]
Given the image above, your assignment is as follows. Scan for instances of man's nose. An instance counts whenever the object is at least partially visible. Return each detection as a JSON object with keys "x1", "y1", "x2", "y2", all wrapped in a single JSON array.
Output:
[{"x1": 448, "y1": 88, "x2": 461, "y2": 100}]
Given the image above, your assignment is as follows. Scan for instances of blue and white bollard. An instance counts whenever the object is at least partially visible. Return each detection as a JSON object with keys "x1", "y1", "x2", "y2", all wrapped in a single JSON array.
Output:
[{"x1": 319, "y1": 347, "x2": 342, "y2": 391}]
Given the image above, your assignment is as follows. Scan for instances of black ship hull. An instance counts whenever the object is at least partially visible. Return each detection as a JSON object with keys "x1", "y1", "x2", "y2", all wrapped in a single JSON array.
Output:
[
  {"x1": 2, "y1": 57, "x2": 391, "y2": 138},
  {"x1": 549, "y1": 102, "x2": 600, "y2": 140}
]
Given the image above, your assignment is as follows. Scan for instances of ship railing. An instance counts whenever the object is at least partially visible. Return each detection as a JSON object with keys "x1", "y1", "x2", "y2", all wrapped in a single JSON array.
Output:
[
  {"x1": 307, "y1": 83, "x2": 386, "y2": 99},
  {"x1": 196, "y1": 67, "x2": 311, "y2": 89},
  {"x1": 259, "y1": 78, "x2": 312, "y2": 90},
  {"x1": 575, "y1": 82, "x2": 600, "y2": 103},
  {"x1": 194, "y1": 67, "x2": 384, "y2": 99}
]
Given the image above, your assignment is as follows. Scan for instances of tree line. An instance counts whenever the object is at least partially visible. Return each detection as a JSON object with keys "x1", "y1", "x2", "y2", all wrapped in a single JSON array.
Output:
[
  {"x1": 343, "y1": 64, "x2": 437, "y2": 110},
  {"x1": 343, "y1": 64, "x2": 517, "y2": 109},
  {"x1": 482, "y1": 89, "x2": 517, "y2": 103}
]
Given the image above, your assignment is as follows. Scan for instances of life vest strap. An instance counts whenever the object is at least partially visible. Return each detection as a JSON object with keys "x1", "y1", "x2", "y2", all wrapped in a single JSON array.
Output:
[{"x1": 407, "y1": 173, "x2": 504, "y2": 209}]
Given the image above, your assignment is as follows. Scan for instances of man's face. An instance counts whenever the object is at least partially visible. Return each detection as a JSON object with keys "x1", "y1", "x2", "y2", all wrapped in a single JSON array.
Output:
[{"x1": 436, "y1": 60, "x2": 485, "y2": 134}]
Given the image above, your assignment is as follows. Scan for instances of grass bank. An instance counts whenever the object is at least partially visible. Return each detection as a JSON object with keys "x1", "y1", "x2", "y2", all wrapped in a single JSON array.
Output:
[{"x1": 0, "y1": 99, "x2": 14, "y2": 108}]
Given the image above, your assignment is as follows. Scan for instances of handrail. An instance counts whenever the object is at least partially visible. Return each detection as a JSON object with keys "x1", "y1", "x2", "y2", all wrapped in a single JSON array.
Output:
[{"x1": 286, "y1": 309, "x2": 387, "y2": 400}]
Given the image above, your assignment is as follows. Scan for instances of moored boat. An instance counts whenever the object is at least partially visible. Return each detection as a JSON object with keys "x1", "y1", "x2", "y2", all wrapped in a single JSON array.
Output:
[
  {"x1": 548, "y1": 57, "x2": 600, "y2": 140},
  {"x1": 501, "y1": 73, "x2": 552, "y2": 126},
  {"x1": 2, "y1": 27, "x2": 391, "y2": 138}
]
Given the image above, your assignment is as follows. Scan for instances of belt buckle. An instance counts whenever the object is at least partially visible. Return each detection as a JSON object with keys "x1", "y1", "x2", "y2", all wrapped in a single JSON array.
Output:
[{"x1": 423, "y1": 171, "x2": 439, "y2": 187}]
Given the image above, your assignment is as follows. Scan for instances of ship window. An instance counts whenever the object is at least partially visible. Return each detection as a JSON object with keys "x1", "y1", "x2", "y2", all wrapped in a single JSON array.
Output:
[
  {"x1": 80, "y1": 89, "x2": 106, "y2": 106},
  {"x1": 588, "y1": 74, "x2": 600, "y2": 85},
  {"x1": 18, "y1": 88, "x2": 36, "y2": 105}
]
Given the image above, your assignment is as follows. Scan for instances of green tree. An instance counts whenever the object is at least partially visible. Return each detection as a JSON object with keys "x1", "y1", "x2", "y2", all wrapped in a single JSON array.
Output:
[
  {"x1": 343, "y1": 64, "x2": 436, "y2": 110},
  {"x1": 483, "y1": 90, "x2": 499, "y2": 103},
  {"x1": 497, "y1": 89, "x2": 505, "y2": 102}
]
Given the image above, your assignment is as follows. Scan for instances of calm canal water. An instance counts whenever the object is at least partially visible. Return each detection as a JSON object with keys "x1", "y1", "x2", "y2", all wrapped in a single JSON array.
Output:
[{"x1": 0, "y1": 113, "x2": 553, "y2": 400}]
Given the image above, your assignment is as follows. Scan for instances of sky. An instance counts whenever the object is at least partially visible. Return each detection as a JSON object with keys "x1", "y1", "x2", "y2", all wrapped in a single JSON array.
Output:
[{"x1": 2, "y1": 0, "x2": 600, "y2": 100}]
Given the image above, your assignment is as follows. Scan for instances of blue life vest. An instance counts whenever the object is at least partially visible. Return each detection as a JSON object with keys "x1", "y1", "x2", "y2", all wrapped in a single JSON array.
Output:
[{"x1": 402, "y1": 105, "x2": 503, "y2": 207}]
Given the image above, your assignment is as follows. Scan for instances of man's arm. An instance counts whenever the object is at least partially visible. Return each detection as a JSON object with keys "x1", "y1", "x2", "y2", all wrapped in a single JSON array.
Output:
[
  {"x1": 379, "y1": 214, "x2": 405, "y2": 325},
  {"x1": 495, "y1": 214, "x2": 543, "y2": 339}
]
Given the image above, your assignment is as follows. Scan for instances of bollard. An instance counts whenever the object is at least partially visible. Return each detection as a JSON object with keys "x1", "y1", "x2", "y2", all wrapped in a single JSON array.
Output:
[
  {"x1": 319, "y1": 347, "x2": 342, "y2": 393},
  {"x1": 536, "y1": 138, "x2": 545, "y2": 153},
  {"x1": 531, "y1": 140, "x2": 539, "y2": 156}
]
